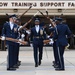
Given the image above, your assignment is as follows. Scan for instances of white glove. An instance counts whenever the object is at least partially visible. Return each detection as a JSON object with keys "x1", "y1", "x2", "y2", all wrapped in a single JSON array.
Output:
[
  {"x1": 26, "y1": 30, "x2": 31, "y2": 34},
  {"x1": 1, "y1": 36, "x2": 5, "y2": 40},
  {"x1": 65, "y1": 44, "x2": 70, "y2": 49},
  {"x1": 19, "y1": 39, "x2": 22, "y2": 41},
  {"x1": 21, "y1": 34, "x2": 25, "y2": 38},
  {"x1": 47, "y1": 36, "x2": 50, "y2": 38},
  {"x1": 30, "y1": 43, "x2": 33, "y2": 47},
  {"x1": 49, "y1": 24, "x2": 51, "y2": 26},
  {"x1": 18, "y1": 26, "x2": 23, "y2": 31},
  {"x1": 49, "y1": 39, "x2": 54, "y2": 45},
  {"x1": 18, "y1": 39, "x2": 22, "y2": 45},
  {"x1": 67, "y1": 43, "x2": 70, "y2": 47}
]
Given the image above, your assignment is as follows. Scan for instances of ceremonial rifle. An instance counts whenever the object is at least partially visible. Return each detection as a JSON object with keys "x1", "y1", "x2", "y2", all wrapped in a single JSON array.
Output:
[
  {"x1": 0, "y1": 37, "x2": 28, "y2": 45},
  {"x1": 17, "y1": 6, "x2": 32, "y2": 26},
  {"x1": 45, "y1": 8, "x2": 48, "y2": 17},
  {"x1": 18, "y1": 11, "x2": 39, "y2": 31},
  {"x1": 18, "y1": 6, "x2": 32, "y2": 19},
  {"x1": 37, "y1": 9, "x2": 47, "y2": 19},
  {"x1": 37, "y1": 9, "x2": 55, "y2": 44}
]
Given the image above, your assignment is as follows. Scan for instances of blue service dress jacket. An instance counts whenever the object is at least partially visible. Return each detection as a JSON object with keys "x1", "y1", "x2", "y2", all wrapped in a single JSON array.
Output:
[
  {"x1": 31, "y1": 26, "x2": 46, "y2": 45},
  {"x1": 54, "y1": 24, "x2": 72, "y2": 46},
  {"x1": 2, "y1": 22, "x2": 19, "y2": 45}
]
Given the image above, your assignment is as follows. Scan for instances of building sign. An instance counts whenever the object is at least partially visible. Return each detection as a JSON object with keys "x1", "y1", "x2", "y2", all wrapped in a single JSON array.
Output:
[{"x1": 0, "y1": 1, "x2": 75, "y2": 9}]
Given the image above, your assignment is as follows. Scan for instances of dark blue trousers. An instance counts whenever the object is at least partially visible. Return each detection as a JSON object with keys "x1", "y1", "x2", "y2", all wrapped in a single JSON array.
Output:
[
  {"x1": 33, "y1": 40, "x2": 43, "y2": 64},
  {"x1": 53, "y1": 41, "x2": 59, "y2": 65},
  {"x1": 15, "y1": 43, "x2": 19, "y2": 64},
  {"x1": 7, "y1": 44, "x2": 16, "y2": 68},
  {"x1": 58, "y1": 44, "x2": 65, "y2": 69}
]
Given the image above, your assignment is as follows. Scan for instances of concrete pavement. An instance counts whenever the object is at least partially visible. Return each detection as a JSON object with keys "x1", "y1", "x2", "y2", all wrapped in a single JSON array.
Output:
[{"x1": 0, "y1": 47, "x2": 75, "y2": 75}]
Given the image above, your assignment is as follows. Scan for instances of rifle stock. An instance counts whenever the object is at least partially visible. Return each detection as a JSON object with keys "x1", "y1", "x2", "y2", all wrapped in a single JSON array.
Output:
[
  {"x1": 0, "y1": 37, "x2": 28, "y2": 45},
  {"x1": 19, "y1": 18, "x2": 32, "y2": 31},
  {"x1": 43, "y1": 40, "x2": 50, "y2": 44},
  {"x1": 37, "y1": 9, "x2": 55, "y2": 27}
]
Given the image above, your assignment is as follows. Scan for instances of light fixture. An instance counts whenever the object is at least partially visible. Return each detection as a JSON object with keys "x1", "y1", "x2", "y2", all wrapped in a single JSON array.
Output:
[
  {"x1": 13, "y1": 9, "x2": 18, "y2": 12},
  {"x1": 58, "y1": 9, "x2": 62, "y2": 12}
]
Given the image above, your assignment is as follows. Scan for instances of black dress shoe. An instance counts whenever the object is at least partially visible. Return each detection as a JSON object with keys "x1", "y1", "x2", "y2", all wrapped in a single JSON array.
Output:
[
  {"x1": 55, "y1": 68, "x2": 65, "y2": 71},
  {"x1": 17, "y1": 61, "x2": 21, "y2": 66},
  {"x1": 35, "y1": 64, "x2": 38, "y2": 67},
  {"x1": 13, "y1": 65, "x2": 19, "y2": 68},
  {"x1": 53, "y1": 61, "x2": 55, "y2": 64},
  {"x1": 54, "y1": 65, "x2": 59, "y2": 68},
  {"x1": 18, "y1": 61, "x2": 21, "y2": 64},
  {"x1": 7, "y1": 68, "x2": 16, "y2": 71},
  {"x1": 52, "y1": 61, "x2": 56, "y2": 66},
  {"x1": 39, "y1": 60, "x2": 41, "y2": 65}
]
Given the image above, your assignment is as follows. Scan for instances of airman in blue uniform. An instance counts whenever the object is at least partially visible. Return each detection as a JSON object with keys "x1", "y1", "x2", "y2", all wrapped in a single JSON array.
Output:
[
  {"x1": 47, "y1": 17, "x2": 72, "y2": 71},
  {"x1": 31, "y1": 18, "x2": 46, "y2": 67},
  {"x1": 49, "y1": 25, "x2": 59, "y2": 68},
  {"x1": 2, "y1": 14, "x2": 19, "y2": 71},
  {"x1": 54, "y1": 17, "x2": 72, "y2": 71}
]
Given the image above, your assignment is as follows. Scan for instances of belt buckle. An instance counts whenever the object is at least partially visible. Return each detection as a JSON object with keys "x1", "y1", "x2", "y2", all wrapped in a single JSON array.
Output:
[{"x1": 36, "y1": 36, "x2": 39, "y2": 38}]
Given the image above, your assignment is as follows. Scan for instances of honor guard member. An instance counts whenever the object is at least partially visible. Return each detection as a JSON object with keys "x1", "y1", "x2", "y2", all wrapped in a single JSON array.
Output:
[
  {"x1": 54, "y1": 17, "x2": 72, "y2": 71},
  {"x1": 10, "y1": 16, "x2": 20, "y2": 68},
  {"x1": 47, "y1": 17, "x2": 58, "y2": 68},
  {"x1": 16, "y1": 18, "x2": 31, "y2": 66},
  {"x1": 53, "y1": 31, "x2": 59, "y2": 68},
  {"x1": 2, "y1": 14, "x2": 19, "y2": 71},
  {"x1": 15, "y1": 19, "x2": 25, "y2": 66},
  {"x1": 13, "y1": 18, "x2": 22, "y2": 67},
  {"x1": 31, "y1": 18, "x2": 46, "y2": 67},
  {"x1": 50, "y1": 18, "x2": 59, "y2": 68}
]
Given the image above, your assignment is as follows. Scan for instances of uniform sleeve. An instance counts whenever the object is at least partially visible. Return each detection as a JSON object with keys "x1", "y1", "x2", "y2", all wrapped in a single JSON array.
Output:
[
  {"x1": 30, "y1": 28, "x2": 33, "y2": 42},
  {"x1": 66, "y1": 25, "x2": 72, "y2": 37},
  {"x1": 1, "y1": 23, "x2": 6, "y2": 36},
  {"x1": 53, "y1": 30, "x2": 58, "y2": 40}
]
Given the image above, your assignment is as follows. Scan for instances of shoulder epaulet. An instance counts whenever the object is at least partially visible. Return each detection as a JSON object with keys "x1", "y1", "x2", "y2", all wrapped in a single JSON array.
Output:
[{"x1": 5, "y1": 21, "x2": 9, "y2": 24}]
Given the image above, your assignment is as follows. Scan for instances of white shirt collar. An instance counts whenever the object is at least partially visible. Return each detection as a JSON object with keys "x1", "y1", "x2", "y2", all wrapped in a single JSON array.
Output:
[
  {"x1": 9, "y1": 21, "x2": 13, "y2": 25},
  {"x1": 35, "y1": 25, "x2": 39, "y2": 33},
  {"x1": 9, "y1": 21, "x2": 14, "y2": 30},
  {"x1": 35, "y1": 25, "x2": 39, "y2": 27}
]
